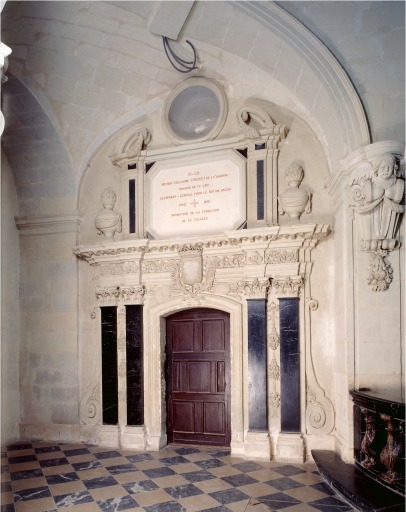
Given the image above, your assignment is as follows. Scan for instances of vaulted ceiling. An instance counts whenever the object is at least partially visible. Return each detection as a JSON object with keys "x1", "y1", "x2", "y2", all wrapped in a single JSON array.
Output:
[{"x1": 1, "y1": 1, "x2": 404, "y2": 216}]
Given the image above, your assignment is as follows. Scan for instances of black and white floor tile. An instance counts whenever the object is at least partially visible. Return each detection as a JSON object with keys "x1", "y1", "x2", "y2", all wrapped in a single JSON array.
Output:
[{"x1": 1, "y1": 441, "x2": 355, "y2": 511}]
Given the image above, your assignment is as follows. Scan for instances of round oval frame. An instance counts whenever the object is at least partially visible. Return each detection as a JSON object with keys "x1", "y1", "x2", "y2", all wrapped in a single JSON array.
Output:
[{"x1": 163, "y1": 77, "x2": 228, "y2": 145}]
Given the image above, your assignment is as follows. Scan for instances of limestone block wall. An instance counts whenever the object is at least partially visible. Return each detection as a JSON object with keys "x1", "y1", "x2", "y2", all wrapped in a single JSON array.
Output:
[
  {"x1": 1, "y1": 153, "x2": 21, "y2": 445},
  {"x1": 17, "y1": 226, "x2": 80, "y2": 440}
]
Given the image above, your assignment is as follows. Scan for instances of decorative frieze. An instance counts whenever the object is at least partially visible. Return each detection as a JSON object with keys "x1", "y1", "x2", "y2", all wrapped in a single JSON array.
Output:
[
  {"x1": 266, "y1": 249, "x2": 297, "y2": 264},
  {"x1": 142, "y1": 259, "x2": 177, "y2": 273},
  {"x1": 95, "y1": 285, "x2": 145, "y2": 304},
  {"x1": 97, "y1": 261, "x2": 139, "y2": 276},
  {"x1": 238, "y1": 278, "x2": 270, "y2": 298},
  {"x1": 207, "y1": 254, "x2": 246, "y2": 268},
  {"x1": 272, "y1": 276, "x2": 302, "y2": 297}
]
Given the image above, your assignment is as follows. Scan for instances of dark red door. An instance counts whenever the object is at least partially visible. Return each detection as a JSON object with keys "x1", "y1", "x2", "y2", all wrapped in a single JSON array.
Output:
[{"x1": 166, "y1": 308, "x2": 231, "y2": 446}]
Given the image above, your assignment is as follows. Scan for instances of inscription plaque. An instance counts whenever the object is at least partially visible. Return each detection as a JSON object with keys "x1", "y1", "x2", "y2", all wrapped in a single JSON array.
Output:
[{"x1": 146, "y1": 150, "x2": 246, "y2": 239}]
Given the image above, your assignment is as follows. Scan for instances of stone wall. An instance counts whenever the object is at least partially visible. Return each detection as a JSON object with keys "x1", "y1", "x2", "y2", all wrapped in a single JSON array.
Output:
[{"x1": 1, "y1": 152, "x2": 20, "y2": 445}]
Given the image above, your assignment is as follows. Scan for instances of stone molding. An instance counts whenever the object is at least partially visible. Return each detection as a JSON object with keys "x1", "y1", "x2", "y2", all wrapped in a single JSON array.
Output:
[
  {"x1": 304, "y1": 298, "x2": 335, "y2": 435},
  {"x1": 16, "y1": 214, "x2": 82, "y2": 235},
  {"x1": 74, "y1": 224, "x2": 330, "y2": 263},
  {"x1": 235, "y1": 1, "x2": 370, "y2": 167}
]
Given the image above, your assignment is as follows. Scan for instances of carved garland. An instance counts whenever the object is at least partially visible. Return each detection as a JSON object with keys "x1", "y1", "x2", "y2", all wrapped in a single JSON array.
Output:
[{"x1": 268, "y1": 301, "x2": 280, "y2": 419}]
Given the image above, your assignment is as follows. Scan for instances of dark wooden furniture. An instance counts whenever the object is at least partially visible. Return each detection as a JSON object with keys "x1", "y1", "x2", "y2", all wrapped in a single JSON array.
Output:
[
  {"x1": 350, "y1": 389, "x2": 405, "y2": 497},
  {"x1": 312, "y1": 389, "x2": 405, "y2": 512}
]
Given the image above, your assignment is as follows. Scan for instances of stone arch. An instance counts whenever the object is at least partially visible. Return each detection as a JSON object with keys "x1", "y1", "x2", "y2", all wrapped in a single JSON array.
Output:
[{"x1": 76, "y1": 1, "x2": 370, "y2": 195}]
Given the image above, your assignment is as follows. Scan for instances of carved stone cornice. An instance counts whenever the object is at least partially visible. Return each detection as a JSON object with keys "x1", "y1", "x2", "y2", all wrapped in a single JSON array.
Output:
[
  {"x1": 73, "y1": 224, "x2": 330, "y2": 264},
  {"x1": 272, "y1": 276, "x2": 302, "y2": 297}
]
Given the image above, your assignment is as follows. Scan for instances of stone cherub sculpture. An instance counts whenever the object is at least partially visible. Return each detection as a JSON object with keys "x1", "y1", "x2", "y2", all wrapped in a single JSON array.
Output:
[{"x1": 351, "y1": 153, "x2": 404, "y2": 251}]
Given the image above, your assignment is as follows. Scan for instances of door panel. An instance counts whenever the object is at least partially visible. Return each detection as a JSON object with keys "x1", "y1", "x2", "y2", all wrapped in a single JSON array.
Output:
[{"x1": 167, "y1": 308, "x2": 230, "y2": 446}]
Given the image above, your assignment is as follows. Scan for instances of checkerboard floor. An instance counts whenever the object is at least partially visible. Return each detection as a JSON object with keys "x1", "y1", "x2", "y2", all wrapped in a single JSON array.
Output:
[{"x1": 1, "y1": 441, "x2": 355, "y2": 511}]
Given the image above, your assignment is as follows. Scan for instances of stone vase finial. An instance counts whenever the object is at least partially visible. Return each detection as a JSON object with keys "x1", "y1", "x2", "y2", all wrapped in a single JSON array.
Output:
[
  {"x1": 94, "y1": 187, "x2": 122, "y2": 241},
  {"x1": 278, "y1": 162, "x2": 312, "y2": 220}
]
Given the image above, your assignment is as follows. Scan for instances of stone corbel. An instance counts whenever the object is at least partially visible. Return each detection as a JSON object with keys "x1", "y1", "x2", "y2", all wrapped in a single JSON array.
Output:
[
  {"x1": 349, "y1": 146, "x2": 404, "y2": 291},
  {"x1": 109, "y1": 125, "x2": 151, "y2": 168}
]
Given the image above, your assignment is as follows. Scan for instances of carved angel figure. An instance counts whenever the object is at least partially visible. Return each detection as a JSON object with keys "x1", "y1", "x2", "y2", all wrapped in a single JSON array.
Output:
[{"x1": 351, "y1": 153, "x2": 404, "y2": 250}]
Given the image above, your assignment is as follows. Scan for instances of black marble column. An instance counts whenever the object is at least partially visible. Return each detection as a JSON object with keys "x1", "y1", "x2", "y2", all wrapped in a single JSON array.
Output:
[
  {"x1": 101, "y1": 306, "x2": 118, "y2": 425},
  {"x1": 126, "y1": 305, "x2": 144, "y2": 426},
  {"x1": 279, "y1": 298, "x2": 300, "y2": 432},
  {"x1": 247, "y1": 299, "x2": 268, "y2": 430}
]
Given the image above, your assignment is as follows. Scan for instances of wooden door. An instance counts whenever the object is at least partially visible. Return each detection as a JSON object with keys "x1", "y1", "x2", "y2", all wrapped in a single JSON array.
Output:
[{"x1": 166, "y1": 308, "x2": 231, "y2": 446}]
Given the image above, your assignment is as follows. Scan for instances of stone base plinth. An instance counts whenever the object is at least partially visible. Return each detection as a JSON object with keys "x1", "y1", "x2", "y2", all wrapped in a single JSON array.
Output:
[
  {"x1": 276, "y1": 433, "x2": 305, "y2": 463},
  {"x1": 244, "y1": 431, "x2": 271, "y2": 460}
]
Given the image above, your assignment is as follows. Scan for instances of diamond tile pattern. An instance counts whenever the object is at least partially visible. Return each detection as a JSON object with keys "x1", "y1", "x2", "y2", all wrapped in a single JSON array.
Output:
[{"x1": 1, "y1": 441, "x2": 355, "y2": 511}]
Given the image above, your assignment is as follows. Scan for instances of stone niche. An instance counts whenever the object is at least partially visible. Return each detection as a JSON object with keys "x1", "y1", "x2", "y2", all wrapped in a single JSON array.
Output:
[{"x1": 75, "y1": 84, "x2": 335, "y2": 461}]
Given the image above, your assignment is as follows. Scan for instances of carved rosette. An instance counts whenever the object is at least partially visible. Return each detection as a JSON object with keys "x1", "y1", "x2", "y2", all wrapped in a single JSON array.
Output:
[{"x1": 272, "y1": 276, "x2": 302, "y2": 297}]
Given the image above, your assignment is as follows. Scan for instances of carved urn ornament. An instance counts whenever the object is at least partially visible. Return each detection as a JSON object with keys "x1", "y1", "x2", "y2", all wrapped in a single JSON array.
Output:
[
  {"x1": 278, "y1": 162, "x2": 312, "y2": 220},
  {"x1": 350, "y1": 152, "x2": 405, "y2": 291},
  {"x1": 94, "y1": 187, "x2": 122, "y2": 241}
]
